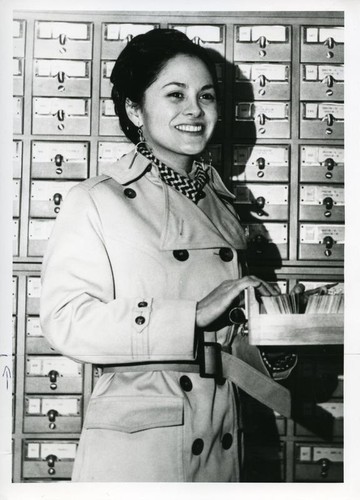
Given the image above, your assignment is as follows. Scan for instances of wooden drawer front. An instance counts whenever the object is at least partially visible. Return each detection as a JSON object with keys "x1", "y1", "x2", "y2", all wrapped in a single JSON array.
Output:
[
  {"x1": 32, "y1": 98, "x2": 91, "y2": 136},
  {"x1": 234, "y1": 183, "x2": 289, "y2": 221},
  {"x1": 34, "y1": 21, "x2": 93, "y2": 59},
  {"x1": 33, "y1": 60, "x2": 91, "y2": 97},
  {"x1": 101, "y1": 23, "x2": 158, "y2": 59},
  {"x1": 22, "y1": 440, "x2": 77, "y2": 479},
  {"x1": 301, "y1": 26, "x2": 344, "y2": 63},
  {"x1": 300, "y1": 145, "x2": 344, "y2": 183},
  {"x1": 300, "y1": 64, "x2": 343, "y2": 101},
  {"x1": 299, "y1": 224, "x2": 344, "y2": 261},
  {"x1": 234, "y1": 25, "x2": 291, "y2": 61},
  {"x1": 294, "y1": 444, "x2": 343, "y2": 482},
  {"x1": 299, "y1": 185, "x2": 344, "y2": 222},
  {"x1": 235, "y1": 63, "x2": 290, "y2": 100}
]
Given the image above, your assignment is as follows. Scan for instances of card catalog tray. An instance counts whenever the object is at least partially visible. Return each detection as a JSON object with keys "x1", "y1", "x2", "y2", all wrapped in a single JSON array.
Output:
[{"x1": 247, "y1": 287, "x2": 343, "y2": 346}]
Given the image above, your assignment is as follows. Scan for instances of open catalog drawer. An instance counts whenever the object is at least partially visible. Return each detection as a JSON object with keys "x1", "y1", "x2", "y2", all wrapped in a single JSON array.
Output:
[{"x1": 246, "y1": 287, "x2": 343, "y2": 346}]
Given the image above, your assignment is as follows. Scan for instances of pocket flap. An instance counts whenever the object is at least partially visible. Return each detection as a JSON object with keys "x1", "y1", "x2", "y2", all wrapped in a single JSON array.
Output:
[{"x1": 84, "y1": 395, "x2": 184, "y2": 433}]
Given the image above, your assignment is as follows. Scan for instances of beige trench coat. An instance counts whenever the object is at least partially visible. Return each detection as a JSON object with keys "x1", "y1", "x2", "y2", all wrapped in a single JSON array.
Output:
[{"x1": 40, "y1": 149, "x2": 288, "y2": 482}]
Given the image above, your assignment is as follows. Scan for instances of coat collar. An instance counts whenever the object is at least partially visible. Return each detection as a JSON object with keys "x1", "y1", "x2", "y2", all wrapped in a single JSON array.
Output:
[
  {"x1": 102, "y1": 149, "x2": 246, "y2": 250},
  {"x1": 102, "y1": 148, "x2": 236, "y2": 200}
]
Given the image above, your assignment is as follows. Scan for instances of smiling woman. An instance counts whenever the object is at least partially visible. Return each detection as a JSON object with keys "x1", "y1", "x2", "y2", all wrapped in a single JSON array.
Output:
[{"x1": 40, "y1": 28, "x2": 296, "y2": 482}]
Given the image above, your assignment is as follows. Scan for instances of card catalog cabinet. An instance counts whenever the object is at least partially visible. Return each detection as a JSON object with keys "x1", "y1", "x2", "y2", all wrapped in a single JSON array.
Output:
[{"x1": 12, "y1": 10, "x2": 344, "y2": 483}]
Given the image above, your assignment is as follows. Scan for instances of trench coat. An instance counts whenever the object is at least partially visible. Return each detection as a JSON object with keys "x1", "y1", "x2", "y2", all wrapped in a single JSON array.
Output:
[{"x1": 40, "y1": 149, "x2": 292, "y2": 482}]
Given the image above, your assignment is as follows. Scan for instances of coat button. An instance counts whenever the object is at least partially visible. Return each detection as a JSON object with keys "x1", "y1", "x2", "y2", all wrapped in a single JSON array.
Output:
[
  {"x1": 138, "y1": 301, "x2": 148, "y2": 308},
  {"x1": 198, "y1": 191, "x2": 206, "y2": 199},
  {"x1": 135, "y1": 316, "x2": 145, "y2": 325},
  {"x1": 179, "y1": 375, "x2": 192, "y2": 392},
  {"x1": 173, "y1": 250, "x2": 189, "y2": 261},
  {"x1": 221, "y1": 433, "x2": 233, "y2": 450},
  {"x1": 192, "y1": 438, "x2": 204, "y2": 455},
  {"x1": 219, "y1": 248, "x2": 234, "y2": 262},
  {"x1": 124, "y1": 188, "x2": 136, "y2": 199}
]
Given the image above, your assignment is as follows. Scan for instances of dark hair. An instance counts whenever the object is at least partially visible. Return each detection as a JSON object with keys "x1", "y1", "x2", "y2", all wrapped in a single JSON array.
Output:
[{"x1": 110, "y1": 28, "x2": 220, "y2": 144}]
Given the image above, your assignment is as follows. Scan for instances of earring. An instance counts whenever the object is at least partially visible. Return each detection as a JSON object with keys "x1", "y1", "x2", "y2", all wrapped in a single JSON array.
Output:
[{"x1": 137, "y1": 125, "x2": 145, "y2": 145}]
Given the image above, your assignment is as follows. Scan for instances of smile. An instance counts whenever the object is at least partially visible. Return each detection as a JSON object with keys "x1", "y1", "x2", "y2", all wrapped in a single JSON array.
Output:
[{"x1": 175, "y1": 124, "x2": 203, "y2": 133}]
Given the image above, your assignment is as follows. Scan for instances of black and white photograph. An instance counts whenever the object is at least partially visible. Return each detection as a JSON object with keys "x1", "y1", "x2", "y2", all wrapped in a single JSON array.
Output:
[{"x1": 0, "y1": 0, "x2": 359, "y2": 498}]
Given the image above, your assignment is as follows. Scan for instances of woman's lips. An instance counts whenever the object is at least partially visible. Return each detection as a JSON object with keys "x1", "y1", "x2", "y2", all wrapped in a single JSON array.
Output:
[{"x1": 175, "y1": 124, "x2": 203, "y2": 133}]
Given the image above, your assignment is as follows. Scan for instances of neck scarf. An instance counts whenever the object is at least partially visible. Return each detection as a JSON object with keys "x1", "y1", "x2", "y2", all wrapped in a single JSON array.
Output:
[{"x1": 137, "y1": 143, "x2": 208, "y2": 204}]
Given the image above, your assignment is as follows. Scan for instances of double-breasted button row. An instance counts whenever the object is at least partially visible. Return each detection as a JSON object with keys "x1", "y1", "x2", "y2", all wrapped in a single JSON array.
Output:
[
  {"x1": 173, "y1": 248, "x2": 234, "y2": 262},
  {"x1": 191, "y1": 433, "x2": 233, "y2": 456}
]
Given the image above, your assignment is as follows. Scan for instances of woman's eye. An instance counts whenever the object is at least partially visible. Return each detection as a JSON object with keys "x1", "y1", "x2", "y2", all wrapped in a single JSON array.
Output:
[
  {"x1": 200, "y1": 93, "x2": 216, "y2": 102},
  {"x1": 168, "y1": 92, "x2": 183, "y2": 99}
]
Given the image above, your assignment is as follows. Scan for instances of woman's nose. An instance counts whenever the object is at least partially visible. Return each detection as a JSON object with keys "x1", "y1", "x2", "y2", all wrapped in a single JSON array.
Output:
[{"x1": 183, "y1": 97, "x2": 203, "y2": 117}]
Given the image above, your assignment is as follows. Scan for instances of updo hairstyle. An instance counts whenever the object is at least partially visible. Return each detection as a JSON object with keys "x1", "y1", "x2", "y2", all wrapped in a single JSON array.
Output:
[{"x1": 110, "y1": 28, "x2": 220, "y2": 144}]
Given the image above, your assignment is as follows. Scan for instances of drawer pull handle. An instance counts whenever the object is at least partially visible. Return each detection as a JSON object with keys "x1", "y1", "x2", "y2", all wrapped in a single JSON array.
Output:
[
  {"x1": 256, "y1": 157, "x2": 265, "y2": 170},
  {"x1": 47, "y1": 409, "x2": 58, "y2": 423},
  {"x1": 46, "y1": 454, "x2": 57, "y2": 468},
  {"x1": 57, "y1": 109, "x2": 65, "y2": 122},
  {"x1": 325, "y1": 157, "x2": 335, "y2": 171},
  {"x1": 323, "y1": 236, "x2": 334, "y2": 249},
  {"x1": 53, "y1": 193, "x2": 62, "y2": 206},
  {"x1": 319, "y1": 458, "x2": 330, "y2": 478},
  {"x1": 59, "y1": 33, "x2": 67, "y2": 46},
  {"x1": 323, "y1": 197, "x2": 333, "y2": 210},
  {"x1": 55, "y1": 154, "x2": 64, "y2": 167},
  {"x1": 57, "y1": 71, "x2": 65, "y2": 84},
  {"x1": 258, "y1": 35, "x2": 267, "y2": 49},
  {"x1": 324, "y1": 37, "x2": 335, "y2": 49},
  {"x1": 48, "y1": 370, "x2": 59, "y2": 383}
]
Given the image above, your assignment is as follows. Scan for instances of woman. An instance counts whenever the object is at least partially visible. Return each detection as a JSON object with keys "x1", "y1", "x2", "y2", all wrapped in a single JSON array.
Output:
[{"x1": 40, "y1": 29, "x2": 296, "y2": 482}]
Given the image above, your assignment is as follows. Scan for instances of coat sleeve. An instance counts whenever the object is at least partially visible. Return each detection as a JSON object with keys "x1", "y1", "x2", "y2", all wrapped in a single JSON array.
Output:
[{"x1": 40, "y1": 183, "x2": 197, "y2": 365}]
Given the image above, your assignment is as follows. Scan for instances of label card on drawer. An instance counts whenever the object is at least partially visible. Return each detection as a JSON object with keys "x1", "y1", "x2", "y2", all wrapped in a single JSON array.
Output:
[
  {"x1": 101, "y1": 99, "x2": 116, "y2": 116},
  {"x1": 26, "y1": 357, "x2": 81, "y2": 376},
  {"x1": 27, "y1": 317, "x2": 42, "y2": 337},
  {"x1": 29, "y1": 219, "x2": 55, "y2": 240},
  {"x1": 41, "y1": 398, "x2": 79, "y2": 415},
  {"x1": 300, "y1": 186, "x2": 344, "y2": 205},
  {"x1": 300, "y1": 224, "x2": 344, "y2": 243},
  {"x1": 234, "y1": 145, "x2": 289, "y2": 166},
  {"x1": 245, "y1": 223, "x2": 288, "y2": 243},
  {"x1": 31, "y1": 180, "x2": 78, "y2": 201},
  {"x1": 105, "y1": 23, "x2": 155, "y2": 41},
  {"x1": 313, "y1": 447, "x2": 343, "y2": 462},
  {"x1": 299, "y1": 446, "x2": 312, "y2": 461},
  {"x1": 318, "y1": 65, "x2": 344, "y2": 81},
  {"x1": 27, "y1": 398, "x2": 41, "y2": 414},
  {"x1": 237, "y1": 63, "x2": 288, "y2": 81},
  {"x1": 238, "y1": 25, "x2": 287, "y2": 42},
  {"x1": 34, "y1": 98, "x2": 88, "y2": 116},
  {"x1": 174, "y1": 25, "x2": 222, "y2": 42},
  {"x1": 236, "y1": 184, "x2": 288, "y2": 204},
  {"x1": 319, "y1": 27, "x2": 344, "y2": 44},
  {"x1": 35, "y1": 60, "x2": 88, "y2": 78},
  {"x1": 40, "y1": 442, "x2": 77, "y2": 460},
  {"x1": 236, "y1": 102, "x2": 288, "y2": 120},
  {"x1": 98, "y1": 141, "x2": 134, "y2": 161},
  {"x1": 13, "y1": 58, "x2": 22, "y2": 76},
  {"x1": 301, "y1": 146, "x2": 344, "y2": 165},
  {"x1": 37, "y1": 22, "x2": 89, "y2": 40},
  {"x1": 27, "y1": 443, "x2": 40, "y2": 459},
  {"x1": 32, "y1": 141, "x2": 88, "y2": 163},
  {"x1": 27, "y1": 278, "x2": 41, "y2": 298},
  {"x1": 305, "y1": 27, "x2": 344, "y2": 44},
  {"x1": 318, "y1": 103, "x2": 344, "y2": 120}
]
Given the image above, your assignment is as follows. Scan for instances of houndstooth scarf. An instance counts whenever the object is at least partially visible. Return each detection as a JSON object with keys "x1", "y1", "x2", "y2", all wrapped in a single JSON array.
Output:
[{"x1": 137, "y1": 143, "x2": 208, "y2": 204}]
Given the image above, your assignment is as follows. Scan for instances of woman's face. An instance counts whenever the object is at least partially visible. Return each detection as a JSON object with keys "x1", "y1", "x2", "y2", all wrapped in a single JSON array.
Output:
[{"x1": 135, "y1": 54, "x2": 218, "y2": 171}]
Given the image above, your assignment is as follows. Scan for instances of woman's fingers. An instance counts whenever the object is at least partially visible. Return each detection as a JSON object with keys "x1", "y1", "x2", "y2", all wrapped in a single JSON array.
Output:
[{"x1": 196, "y1": 276, "x2": 280, "y2": 328}]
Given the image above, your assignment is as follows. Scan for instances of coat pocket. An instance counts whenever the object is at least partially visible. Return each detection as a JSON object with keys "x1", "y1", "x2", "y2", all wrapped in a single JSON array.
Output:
[{"x1": 84, "y1": 395, "x2": 184, "y2": 433}]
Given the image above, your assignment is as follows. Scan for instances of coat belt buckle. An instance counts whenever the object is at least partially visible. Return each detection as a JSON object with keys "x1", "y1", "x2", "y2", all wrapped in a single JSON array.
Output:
[{"x1": 198, "y1": 338, "x2": 224, "y2": 384}]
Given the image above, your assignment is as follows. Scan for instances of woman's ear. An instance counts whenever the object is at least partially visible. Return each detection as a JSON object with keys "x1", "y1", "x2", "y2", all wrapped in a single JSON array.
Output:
[{"x1": 125, "y1": 98, "x2": 143, "y2": 128}]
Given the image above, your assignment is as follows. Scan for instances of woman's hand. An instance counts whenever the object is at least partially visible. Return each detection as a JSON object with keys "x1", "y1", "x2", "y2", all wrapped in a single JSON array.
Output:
[{"x1": 196, "y1": 276, "x2": 279, "y2": 329}]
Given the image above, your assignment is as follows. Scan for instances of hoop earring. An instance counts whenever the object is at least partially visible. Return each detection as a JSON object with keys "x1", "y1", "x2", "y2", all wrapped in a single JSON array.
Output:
[{"x1": 136, "y1": 125, "x2": 146, "y2": 147}]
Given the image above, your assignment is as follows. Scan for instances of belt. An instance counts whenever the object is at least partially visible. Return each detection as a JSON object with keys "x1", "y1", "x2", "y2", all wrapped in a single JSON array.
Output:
[{"x1": 102, "y1": 341, "x2": 291, "y2": 418}]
